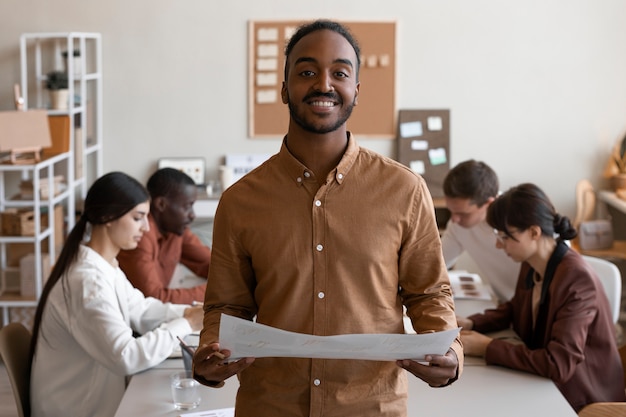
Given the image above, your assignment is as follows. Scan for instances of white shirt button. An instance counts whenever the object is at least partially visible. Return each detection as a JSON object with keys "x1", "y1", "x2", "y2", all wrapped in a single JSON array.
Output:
[
  {"x1": 315, "y1": 200, "x2": 321, "y2": 207},
  {"x1": 304, "y1": 171, "x2": 311, "y2": 178},
  {"x1": 318, "y1": 292, "x2": 325, "y2": 299},
  {"x1": 297, "y1": 177, "x2": 302, "y2": 183},
  {"x1": 337, "y1": 173, "x2": 344, "y2": 180},
  {"x1": 313, "y1": 379, "x2": 321, "y2": 386},
  {"x1": 316, "y1": 244, "x2": 323, "y2": 252}
]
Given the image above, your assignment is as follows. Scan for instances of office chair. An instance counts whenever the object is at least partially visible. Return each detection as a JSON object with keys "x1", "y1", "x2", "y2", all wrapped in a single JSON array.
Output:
[
  {"x1": 578, "y1": 402, "x2": 626, "y2": 416},
  {"x1": 0, "y1": 322, "x2": 32, "y2": 417},
  {"x1": 582, "y1": 255, "x2": 622, "y2": 324},
  {"x1": 571, "y1": 179, "x2": 626, "y2": 262},
  {"x1": 621, "y1": 344, "x2": 626, "y2": 390}
]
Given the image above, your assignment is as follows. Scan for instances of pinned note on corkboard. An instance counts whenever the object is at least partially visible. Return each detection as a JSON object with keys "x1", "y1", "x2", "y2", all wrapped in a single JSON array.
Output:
[
  {"x1": 396, "y1": 109, "x2": 450, "y2": 198},
  {"x1": 248, "y1": 20, "x2": 396, "y2": 139}
]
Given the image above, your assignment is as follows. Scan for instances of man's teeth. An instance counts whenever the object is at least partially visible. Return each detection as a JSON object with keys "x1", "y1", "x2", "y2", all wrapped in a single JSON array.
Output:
[{"x1": 311, "y1": 101, "x2": 334, "y2": 107}]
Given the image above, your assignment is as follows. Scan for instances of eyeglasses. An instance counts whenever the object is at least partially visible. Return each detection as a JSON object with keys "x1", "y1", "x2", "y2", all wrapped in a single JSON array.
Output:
[{"x1": 493, "y1": 228, "x2": 524, "y2": 245}]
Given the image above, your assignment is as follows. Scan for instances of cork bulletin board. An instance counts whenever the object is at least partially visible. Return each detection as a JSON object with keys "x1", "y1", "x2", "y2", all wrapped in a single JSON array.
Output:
[
  {"x1": 396, "y1": 109, "x2": 450, "y2": 199},
  {"x1": 248, "y1": 20, "x2": 396, "y2": 139}
]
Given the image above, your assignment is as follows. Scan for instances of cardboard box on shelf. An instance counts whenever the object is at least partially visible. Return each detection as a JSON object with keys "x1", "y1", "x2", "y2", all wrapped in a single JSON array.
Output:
[
  {"x1": 43, "y1": 115, "x2": 70, "y2": 156},
  {"x1": 19, "y1": 175, "x2": 65, "y2": 199},
  {"x1": 7, "y1": 243, "x2": 42, "y2": 268},
  {"x1": 19, "y1": 252, "x2": 51, "y2": 297},
  {"x1": 1, "y1": 209, "x2": 39, "y2": 236},
  {"x1": 0, "y1": 204, "x2": 64, "y2": 237}
]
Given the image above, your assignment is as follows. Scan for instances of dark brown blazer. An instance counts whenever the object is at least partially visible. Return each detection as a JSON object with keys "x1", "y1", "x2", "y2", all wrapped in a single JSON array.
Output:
[{"x1": 469, "y1": 242, "x2": 626, "y2": 411}]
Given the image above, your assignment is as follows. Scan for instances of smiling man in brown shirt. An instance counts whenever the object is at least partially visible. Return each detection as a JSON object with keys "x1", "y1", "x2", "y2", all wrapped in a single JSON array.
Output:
[{"x1": 193, "y1": 19, "x2": 462, "y2": 417}]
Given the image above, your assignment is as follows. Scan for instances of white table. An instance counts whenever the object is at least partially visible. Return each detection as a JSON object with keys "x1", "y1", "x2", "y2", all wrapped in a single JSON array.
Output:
[
  {"x1": 114, "y1": 358, "x2": 574, "y2": 417},
  {"x1": 114, "y1": 297, "x2": 575, "y2": 417}
]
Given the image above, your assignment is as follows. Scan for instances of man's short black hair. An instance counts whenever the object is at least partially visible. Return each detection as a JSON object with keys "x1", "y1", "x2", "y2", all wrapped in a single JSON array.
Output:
[
  {"x1": 284, "y1": 19, "x2": 361, "y2": 81},
  {"x1": 147, "y1": 167, "x2": 195, "y2": 199}
]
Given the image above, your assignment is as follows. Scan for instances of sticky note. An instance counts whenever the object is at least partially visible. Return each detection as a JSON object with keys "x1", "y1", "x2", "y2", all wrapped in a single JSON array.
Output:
[
  {"x1": 400, "y1": 121, "x2": 423, "y2": 138},
  {"x1": 257, "y1": 58, "x2": 278, "y2": 71},
  {"x1": 256, "y1": 89, "x2": 277, "y2": 104},
  {"x1": 410, "y1": 160, "x2": 426, "y2": 174},
  {"x1": 284, "y1": 26, "x2": 297, "y2": 40},
  {"x1": 410, "y1": 140, "x2": 428, "y2": 151},
  {"x1": 428, "y1": 148, "x2": 447, "y2": 166},
  {"x1": 256, "y1": 73, "x2": 277, "y2": 86},
  {"x1": 257, "y1": 28, "x2": 279, "y2": 42},
  {"x1": 366, "y1": 55, "x2": 378, "y2": 68},
  {"x1": 257, "y1": 44, "x2": 278, "y2": 57},
  {"x1": 427, "y1": 116, "x2": 443, "y2": 131}
]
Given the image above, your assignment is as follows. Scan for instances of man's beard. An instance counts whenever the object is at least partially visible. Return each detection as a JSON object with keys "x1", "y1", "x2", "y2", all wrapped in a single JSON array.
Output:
[{"x1": 287, "y1": 93, "x2": 356, "y2": 134}]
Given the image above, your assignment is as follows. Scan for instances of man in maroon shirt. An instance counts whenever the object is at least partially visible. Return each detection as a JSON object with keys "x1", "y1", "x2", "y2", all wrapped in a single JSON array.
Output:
[{"x1": 118, "y1": 167, "x2": 211, "y2": 304}]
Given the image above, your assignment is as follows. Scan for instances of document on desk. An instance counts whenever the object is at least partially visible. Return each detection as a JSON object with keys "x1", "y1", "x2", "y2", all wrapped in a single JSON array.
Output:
[
  {"x1": 219, "y1": 314, "x2": 460, "y2": 361},
  {"x1": 448, "y1": 271, "x2": 492, "y2": 300},
  {"x1": 178, "y1": 407, "x2": 234, "y2": 417}
]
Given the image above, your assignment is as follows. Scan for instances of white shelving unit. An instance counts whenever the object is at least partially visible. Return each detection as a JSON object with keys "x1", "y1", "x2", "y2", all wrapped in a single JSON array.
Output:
[{"x1": 0, "y1": 32, "x2": 103, "y2": 326}]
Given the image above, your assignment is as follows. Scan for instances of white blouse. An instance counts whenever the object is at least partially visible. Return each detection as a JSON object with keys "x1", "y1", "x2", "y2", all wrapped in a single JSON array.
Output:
[{"x1": 31, "y1": 245, "x2": 192, "y2": 417}]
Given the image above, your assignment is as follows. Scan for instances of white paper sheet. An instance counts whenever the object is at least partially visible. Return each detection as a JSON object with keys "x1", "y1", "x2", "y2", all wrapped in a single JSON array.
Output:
[
  {"x1": 219, "y1": 314, "x2": 460, "y2": 362},
  {"x1": 179, "y1": 407, "x2": 234, "y2": 417}
]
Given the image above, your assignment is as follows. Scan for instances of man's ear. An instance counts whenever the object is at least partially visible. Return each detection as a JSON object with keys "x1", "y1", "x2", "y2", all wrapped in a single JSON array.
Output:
[
  {"x1": 281, "y1": 81, "x2": 288, "y2": 104},
  {"x1": 152, "y1": 195, "x2": 167, "y2": 212}
]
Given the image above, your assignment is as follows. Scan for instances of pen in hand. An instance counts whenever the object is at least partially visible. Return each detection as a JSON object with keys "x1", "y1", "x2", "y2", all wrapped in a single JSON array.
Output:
[
  {"x1": 178, "y1": 336, "x2": 226, "y2": 360},
  {"x1": 177, "y1": 336, "x2": 197, "y2": 357}
]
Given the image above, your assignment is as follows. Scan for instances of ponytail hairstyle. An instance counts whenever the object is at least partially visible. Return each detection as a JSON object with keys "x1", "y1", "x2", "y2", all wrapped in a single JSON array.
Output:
[
  {"x1": 487, "y1": 183, "x2": 577, "y2": 242},
  {"x1": 30, "y1": 172, "x2": 149, "y2": 361}
]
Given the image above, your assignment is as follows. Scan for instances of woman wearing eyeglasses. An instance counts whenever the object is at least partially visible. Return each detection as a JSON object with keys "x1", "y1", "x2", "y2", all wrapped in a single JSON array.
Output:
[{"x1": 457, "y1": 183, "x2": 625, "y2": 412}]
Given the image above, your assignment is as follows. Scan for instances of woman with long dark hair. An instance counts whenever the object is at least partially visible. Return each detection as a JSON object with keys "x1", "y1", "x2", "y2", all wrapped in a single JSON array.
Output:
[
  {"x1": 30, "y1": 172, "x2": 203, "y2": 417},
  {"x1": 458, "y1": 183, "x2": 625, "y2": 411}
]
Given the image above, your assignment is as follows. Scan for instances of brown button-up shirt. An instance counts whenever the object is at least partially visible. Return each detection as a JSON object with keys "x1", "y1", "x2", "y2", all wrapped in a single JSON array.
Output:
[{"x1": 201, "y1": 134, "x2": 462, "y2": 417}]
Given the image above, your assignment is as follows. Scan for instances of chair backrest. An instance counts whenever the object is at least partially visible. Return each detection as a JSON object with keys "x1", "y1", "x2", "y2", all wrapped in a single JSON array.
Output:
[
  {"x1": 0, "y1": 322, "x2": 32, "y2": 417},
  {"x1": 578, "y1": 402, "x2": 626, "y2": 417},
  {"x1": 582, "y1": 255, "x2": 622, "y2": 324}
]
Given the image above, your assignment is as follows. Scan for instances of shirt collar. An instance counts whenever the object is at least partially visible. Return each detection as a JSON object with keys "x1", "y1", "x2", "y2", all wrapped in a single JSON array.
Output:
[{"x1": 278, "y1": 132, "x2": 359, "y2": 187}]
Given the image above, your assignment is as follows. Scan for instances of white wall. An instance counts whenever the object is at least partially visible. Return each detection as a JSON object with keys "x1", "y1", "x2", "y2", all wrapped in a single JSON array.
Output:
[{"x1": 1, "y1": 0, "x2": 625, "y2": 218}]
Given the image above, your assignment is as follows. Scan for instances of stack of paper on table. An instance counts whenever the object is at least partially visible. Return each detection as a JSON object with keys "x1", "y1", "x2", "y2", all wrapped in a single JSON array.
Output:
[{"x1": 448, "y1": 271, "x2": 492, "y2": 300}]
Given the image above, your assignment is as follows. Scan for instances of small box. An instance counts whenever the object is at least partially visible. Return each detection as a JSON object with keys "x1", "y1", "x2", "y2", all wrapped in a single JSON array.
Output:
[
  {"x1": 43, "y1": 115, "x2": 70, "y2": 156},
  {"x1": 19, "y1": 175, "x2": 65, "y2": 199},
  {"x1": 1, "y1": 209, "x2": 39, "y2": 236},
  {"x1": 19, "y1": 252, "x2": 51, "y2": 297},
  {"x1": 1, "y1": 204, "x2": 64, "y2": 238}
]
